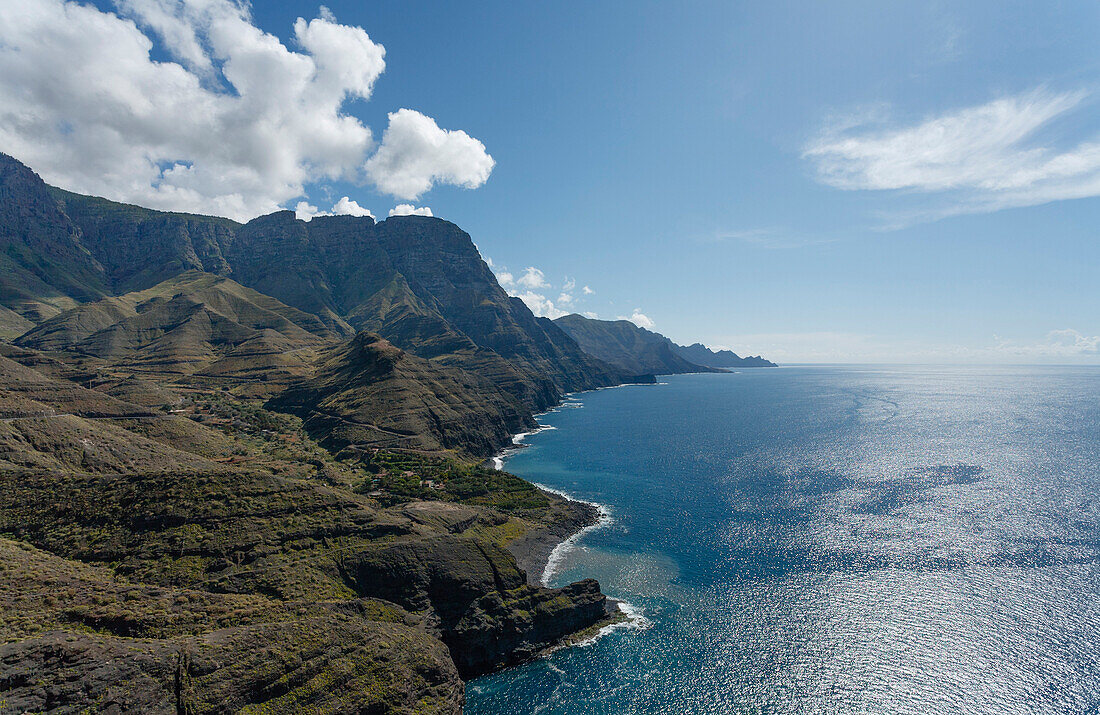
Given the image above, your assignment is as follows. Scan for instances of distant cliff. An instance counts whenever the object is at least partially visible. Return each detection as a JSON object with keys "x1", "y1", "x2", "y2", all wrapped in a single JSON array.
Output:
[
  {"x1": 553, "y1": 313, "x2": 721, "y2": 376},
  {"x1": 673, "y1": 342, "x2": 777, "y2": 368}
]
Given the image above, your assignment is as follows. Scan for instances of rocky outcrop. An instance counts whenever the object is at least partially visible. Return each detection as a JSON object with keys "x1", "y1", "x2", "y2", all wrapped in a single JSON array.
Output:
[
  {"x1": 0, "y1": 538, "x2": 464, "y2": 714},
  {"x1": 341, "y1": 535, "x2": 609, "y2": 678}
]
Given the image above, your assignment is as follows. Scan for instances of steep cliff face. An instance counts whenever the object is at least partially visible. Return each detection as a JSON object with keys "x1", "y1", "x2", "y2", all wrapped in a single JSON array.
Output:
[
  {"x1": 50, "y1": 187, "x2": 238, "y2": 294},
  {"x1": 368, "y1": 217, "x2": 623, "y2": 401},
  {"x1": 223, "y1": 212, "x2": 624, "y2": 409},
  {"x1": 554, "y1": 313, "x2": 719, "y2": 376},
  {"x1": 342, "y1": 536, "x2": 609, "y2": 678},
  {"x1": 0, "y1": 155, "x2": 107, "y2": 322},
  {"x1": 5, "y1": 167, "x2": 623, "y2": 412}
]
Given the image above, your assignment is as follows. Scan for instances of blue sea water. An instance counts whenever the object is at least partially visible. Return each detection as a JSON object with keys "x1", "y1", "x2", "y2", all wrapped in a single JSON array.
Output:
[{"x1": 465, "y1": 365, "x2": 1100, "y2": 714}]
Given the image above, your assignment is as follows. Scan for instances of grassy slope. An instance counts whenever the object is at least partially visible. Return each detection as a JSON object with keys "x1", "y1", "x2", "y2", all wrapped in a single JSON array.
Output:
[{"x1": 0, "y1": 351, "x2": 611, "y2": 710}]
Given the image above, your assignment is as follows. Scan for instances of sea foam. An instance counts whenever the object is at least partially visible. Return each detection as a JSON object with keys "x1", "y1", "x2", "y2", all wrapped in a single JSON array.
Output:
[{"x1": 529, "y1": 482, "x2": 613, "y2": 586}]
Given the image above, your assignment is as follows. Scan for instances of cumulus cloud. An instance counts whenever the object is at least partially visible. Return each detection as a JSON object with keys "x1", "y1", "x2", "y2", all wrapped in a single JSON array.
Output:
[
  {"x1": 484, "y1": 262, "x2": 598, "y2": 320},
  {"x1": 619, "y1": 309, "x2": 655, "y2": 330},
  {"x1": 582, "y1": 285, "x2": 595, "y2": 295},
  {"x1": 388, "y1": 204, "x2": 433, "y2": 217},
  {"x1": 365, "y1": 108, "x2": 495, "y2": 200},
  {"x1": 294, "y1": 196, "x2": 374, "y2": 221},
  {"x1": 332, "y1": 196, "x2": 374, "y2": 217},
  {"x1": 803, "y1": 89, "x2": 1100, "y2": 217},
  {"x1": 0, "y1": 0, "x2": 492, "y2": 220},
  {"x1": 583, "y1": 311, "x2": 599, "y2": 319},
  {"x1": 516, "y1": 267, "x2": 550, "y2": 290},
  {"x1": 514, "y1": 291, "x2": 569, "y2": 320}
]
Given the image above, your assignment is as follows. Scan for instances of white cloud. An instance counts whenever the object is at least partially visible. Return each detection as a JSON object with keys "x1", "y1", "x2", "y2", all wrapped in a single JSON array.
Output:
[
  {"x1": 708, "y1": 328, "x2": 1100, "y2": 364},
  {"x1": 388, "y1": 203, "x2": 433, "y2": 217},
  {"x1": 804, "y1": 89, "x2": 1100, "y2": 216},
  {"x1": 992, "y1": 329, "x2": 1099, "y2": 358},
  {"x1": 582, "y1": 285, "x2": 595, "y2": 295},
  {"x1": 294, "y1": 201, "x2": 322, "y2": 221},
  {"x1": 516, "y1": 267, "x2": 549, "y2": 290},
  {"x1": 485, "y1": 262, "x2": 596, "y2": 321},
  {"x1": 332, "y1": 196, "x2": 373, "y2": 218},
  {"x1": 0, "y1": 0, "x2": 491, "y2": 221},
  {"x1": 619, "y1": 309, "x2": 655, "y2": 330},
  {"x1": 365, "y1": 108, "x2": 495, "y2": 200},
  {"x1": 514, "y1": 291, "x2": 568, "y2": 320},
  {"x1": 295, "y1": 196, "x2": 374, "y2": 221},
  {"x1": 583, "y1": 311, "x2": 599, "y2": 319}
]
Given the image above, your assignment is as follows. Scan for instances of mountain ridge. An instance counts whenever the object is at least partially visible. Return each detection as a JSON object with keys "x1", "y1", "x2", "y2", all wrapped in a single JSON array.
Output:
[
  {"x1": 673, "y1": 341, "x2": 777, "y2": 368},
  {"x1": 0, "y1": 151, "x2": 774, "y2": 712},
  {"x1": 553, "y1": 313, "x2": 723, "y2": 376}
]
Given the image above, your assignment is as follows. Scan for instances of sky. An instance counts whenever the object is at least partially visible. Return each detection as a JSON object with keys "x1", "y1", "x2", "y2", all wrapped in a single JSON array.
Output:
[{"x1": 1, "y1": 0, "x2": 1098, "y2": 363}]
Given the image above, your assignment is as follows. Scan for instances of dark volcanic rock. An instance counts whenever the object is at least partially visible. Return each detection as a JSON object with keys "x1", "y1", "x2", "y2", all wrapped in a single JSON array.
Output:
[{"x1": 342, "y1": 535, "x2": 609, "y2": 678}]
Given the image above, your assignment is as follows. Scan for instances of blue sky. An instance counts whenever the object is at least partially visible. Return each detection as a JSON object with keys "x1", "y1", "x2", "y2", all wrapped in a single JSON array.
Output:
[{"x1": 4, "y1": 1, "x2": 1099, "y2": 362}]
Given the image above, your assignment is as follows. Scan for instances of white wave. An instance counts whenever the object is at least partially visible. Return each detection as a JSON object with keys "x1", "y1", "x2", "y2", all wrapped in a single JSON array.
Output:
[
  {"x1": 572, "y1": 600, "x2": 652, "y2": 647},
  {"x1": 530, "y1": 482, "x2": 613, "y2": 586},
  {"x1": 513, "y1": 424, "x2": 556, "y2": 444},
  {"x1": 491, "y1": 424, "x2": 557, "y2": 471}
]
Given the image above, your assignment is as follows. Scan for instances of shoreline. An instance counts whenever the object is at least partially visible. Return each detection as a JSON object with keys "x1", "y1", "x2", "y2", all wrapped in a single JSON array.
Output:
[
  {"x1": 492, "y1": 405, "x2": 606, "y2": 586},
  {"x1": 491, "y1": 400, "x2": 652, "y2": 654}
]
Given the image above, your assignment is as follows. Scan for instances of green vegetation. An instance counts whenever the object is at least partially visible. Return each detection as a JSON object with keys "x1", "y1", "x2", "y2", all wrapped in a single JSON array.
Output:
[{"x1": 0, "y1": 152, "x2": 622, "y2": 712}]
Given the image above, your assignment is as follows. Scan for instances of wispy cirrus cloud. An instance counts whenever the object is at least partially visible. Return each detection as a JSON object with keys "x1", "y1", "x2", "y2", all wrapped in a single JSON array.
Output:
[{"x1": 804, "y1": 89, "x2": 1100, "y2": 221}]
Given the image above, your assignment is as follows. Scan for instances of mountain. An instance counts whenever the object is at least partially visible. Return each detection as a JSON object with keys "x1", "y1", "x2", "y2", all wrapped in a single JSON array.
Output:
[
  {"x1": 553, "y1": 313, "x2": 720, "y2": 376},
  {"x1": 673, "y1": 342, "x2": 777, "y2": 368},
  {"x1": 0, "y1": 152, "x2": 633, "y2": 711},
  {"x1": 0, "y1": 153, "x2": 623, "y2": 413},
  {"x1": 16, "y1": 271, "x2": 339, "y2": 383},
  {"x1": 222, "y1": 211, "x2": 623, "y2": 408},
  {"x1": 0, "y1": 155, "x2": 108, "y2": 323},
  {"x1": 268, "y1": 332, "x2": 532, "y2": 458}
]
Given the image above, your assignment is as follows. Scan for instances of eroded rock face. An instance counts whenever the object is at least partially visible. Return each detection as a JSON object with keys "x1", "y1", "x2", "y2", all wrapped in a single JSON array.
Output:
[
  {"x1": 342, "y1": 536, "x2": 609, "y2": 678},
  {"x1": 0, "y1": 618, "x2": 464, "y2": 715},
  {"x1": 0, "y1": 537, "x2": 465, "y2": 714}
]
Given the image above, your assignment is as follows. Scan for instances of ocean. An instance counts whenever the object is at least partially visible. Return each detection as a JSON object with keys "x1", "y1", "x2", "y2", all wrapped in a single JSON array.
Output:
[{"x1": 465, "y1": 365, "x2": 1100, "y2": 714}]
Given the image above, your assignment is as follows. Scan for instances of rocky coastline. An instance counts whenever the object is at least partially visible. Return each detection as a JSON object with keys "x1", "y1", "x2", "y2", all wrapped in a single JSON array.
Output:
[{"x1": 509, "y1": 490, "x2": 602, "y2": 586}]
